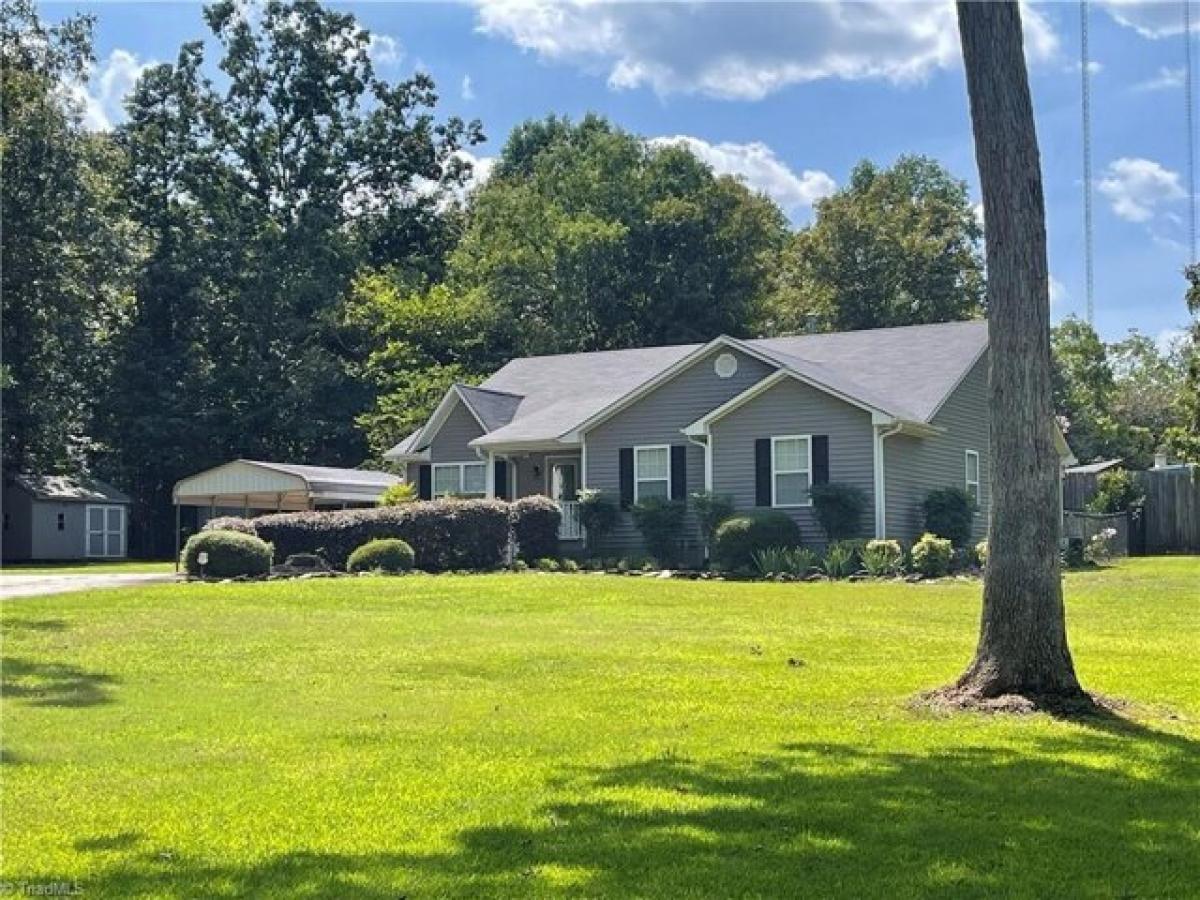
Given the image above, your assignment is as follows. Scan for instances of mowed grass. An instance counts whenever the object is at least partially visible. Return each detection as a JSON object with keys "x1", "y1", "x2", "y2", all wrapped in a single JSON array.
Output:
[
  {"x1": 1, "y1": 558, "x2": 1197, "y2": 899},
  {"x1": 0, "y1": 560, "x2": 175, "y2": 576}
]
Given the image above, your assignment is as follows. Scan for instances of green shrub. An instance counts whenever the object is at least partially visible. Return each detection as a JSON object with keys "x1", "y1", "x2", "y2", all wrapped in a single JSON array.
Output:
[
  {"x1": 975, "y1": 540, "x2": 989, "y2": 567},
  {"x1": 809, "y1": 483, "x2": 868, "y2": 542},
  {"x1": 861, "y1": 539, "x2": 903, "y2": 577},
  {"x1": 181, "y1": 529, "x2": 272, "y2": 578},
  {"x1": 1086, "y1": 468, "x2": 1144, "y2": 514},
  {"x1": 511, "y1": 496, "x2": 562, "y2": 562},
  {"x1": 630, "y1": 497, "x2": 688, "y2": 566},
  {"x1": 511, "y1": 559, "x2": 529, "y2": 572},
  {"x1": 712, "y1": 510, "x2": 801, "y2": 571},
  {"x1": 205, "y1": 500, "x2": 510, "y2": 571},
  {"x1": 535, "y1": 557, "x2": 561, "y2": 572},
  {"x1": 377, "y1": 482, "x2": 417, "y2": 506},
  {"x1": 751, "y1": 546, "x2": 818, "y2": 578},
  {"x1": 577, "y1": 489, "x2": 620, "y2": 555},
  {"x1": 690, "y1": 491, "x2": 735, "y2": 550},
  {"x1": 921, "y1": 487, "x2": 977, "y2": 547},
  {"x1": 820, "y1": 541, "x2": 858, "y2": 579},
  {"x1": 347, "y1": 538, "x2": 415, "y2": 573},
  {"x1": 561, "y1": 558, "x2": 580, "y2": 573},
  {"x1": 1062, "y1": 537, "x2": 1087, "y2": 569},
  {"x1": 911, "y1": 532, "x2": 953, "y2": 577}
]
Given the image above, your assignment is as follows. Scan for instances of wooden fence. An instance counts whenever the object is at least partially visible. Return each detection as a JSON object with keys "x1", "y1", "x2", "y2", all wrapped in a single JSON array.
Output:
[{"x1": 1134, "y1": 465, "x2": 1200, "y2": 553}]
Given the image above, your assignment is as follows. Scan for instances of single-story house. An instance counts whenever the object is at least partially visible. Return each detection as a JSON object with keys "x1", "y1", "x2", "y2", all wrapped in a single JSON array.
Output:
[
  {"x1": 385, "y1": 320, "x2": 1073, "y2": 558},
  {"x1": 2, "y1": 474, "x2": 131, "y2": 561}
]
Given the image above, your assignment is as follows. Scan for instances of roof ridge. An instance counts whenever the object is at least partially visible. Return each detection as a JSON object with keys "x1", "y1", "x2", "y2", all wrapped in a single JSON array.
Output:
[
  {"x1": 456, "y1": 383, "x2": 524, "y2": 399},
  {"x1": 750, "y1": 318, "x2": 986, "y2": 344}
]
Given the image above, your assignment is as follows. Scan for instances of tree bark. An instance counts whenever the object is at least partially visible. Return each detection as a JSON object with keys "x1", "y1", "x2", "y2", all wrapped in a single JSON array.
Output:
[{"x1": 949, "y1": 1, "x2": 1086, "y2": 704}]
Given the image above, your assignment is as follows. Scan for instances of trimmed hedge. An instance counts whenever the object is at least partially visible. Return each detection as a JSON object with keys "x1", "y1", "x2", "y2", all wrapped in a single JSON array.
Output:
[
  {"x1": 182, "y1": 529, "x2": 272, "y2": 578},
  {"x1": 911, "y1": 532, "x2": 953, "y2": 577},
  {"x1": 203, "y1": 500, "x2": 511, "y2": 571},
  {"x1": 347, "y1": 538, "x2": 415, "y2": 573},
  {"x1": 712, "y1": 510, "x2": 802, "y2": 571},
  {"x1": 921, "y1": 487, "x2": 976, "y2": 548},
  {"x1": 511, "y1": 496, "x2": 561, "y2": 562}
]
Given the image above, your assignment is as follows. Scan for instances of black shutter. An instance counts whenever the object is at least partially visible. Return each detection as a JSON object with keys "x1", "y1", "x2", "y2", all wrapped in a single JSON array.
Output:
[
  {"x1": 417, "y1": 465, "x2": 432, "y2": 501},
  {"x1": 755, "y1": 439, "x2": 772, "y2": 507},
  {"x1": 670, "y1": 445, "x2": 687, "y2": 500},
  {"x1": 494, "y1": 460, "x2": 509, "y2": 500},
  {"x1": 812, "y1": 436, "x2": 830, "y2": 485},
  {"x1": 619, "y1": 448, "x2": 635, "y2": 509}
]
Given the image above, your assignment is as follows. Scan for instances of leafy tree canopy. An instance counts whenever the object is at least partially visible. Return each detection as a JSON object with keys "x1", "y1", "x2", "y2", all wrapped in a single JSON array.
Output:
[{"x1": 767, "y1": 156, "x2": 985, "y2": 333}]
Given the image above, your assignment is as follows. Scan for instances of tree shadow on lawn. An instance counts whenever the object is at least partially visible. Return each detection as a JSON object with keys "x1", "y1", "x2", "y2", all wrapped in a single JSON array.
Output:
[
  {"x1": 18, "y1": 719, "x2": 1199, "y2": 898},
  {"x1": 2, "y1": 657, "x2": 118, "y2": 707}
]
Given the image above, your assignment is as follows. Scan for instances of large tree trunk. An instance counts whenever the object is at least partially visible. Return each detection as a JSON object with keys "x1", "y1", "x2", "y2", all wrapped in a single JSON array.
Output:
[{"x1": 948, "y1": 1, "x2": 1086, "y2": 705}]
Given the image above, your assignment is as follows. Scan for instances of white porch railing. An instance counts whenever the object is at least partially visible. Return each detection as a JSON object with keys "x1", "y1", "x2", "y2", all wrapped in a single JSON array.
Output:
[{"x1": 558, "y1": 500, "x2": 585, "y2": 541}]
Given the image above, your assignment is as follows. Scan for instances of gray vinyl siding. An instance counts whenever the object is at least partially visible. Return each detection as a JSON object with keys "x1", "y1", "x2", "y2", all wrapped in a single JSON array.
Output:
[
  {"x1": 429, "y1": 401, "x2": 485, "y2": 463},
  {"x1": 709, "y1": 378, "x2": 876, "y2": 548},
  {"x1": 30, "y1": 501, "x2": 89, "y2": 559},
  {"x1": 584, "y1": 346, "x2": 774, "y2": 559},
  {"x1": 884, "y1": 350, "x2": 991, "y2": 545}
]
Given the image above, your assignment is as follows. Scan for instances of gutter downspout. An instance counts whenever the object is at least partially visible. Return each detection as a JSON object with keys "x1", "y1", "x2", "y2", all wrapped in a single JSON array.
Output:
[
  {"x1": 686, "y1": 433, "x2": 712, "y2": 562},
  {"x1": 874, "y1": 424, "x2": 903, "y2": 539}
]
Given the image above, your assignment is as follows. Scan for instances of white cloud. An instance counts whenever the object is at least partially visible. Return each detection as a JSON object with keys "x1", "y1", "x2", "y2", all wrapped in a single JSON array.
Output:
[
  {"x1": 1132, "y1": 66, "x2": 1185, "y2": 92},
  {"x1": 461, "y1": 74, "x2": 475, "y2": 100},
  {"x1": 1049, "y1": 275, "x2": 1068, "y2": 306},
  {"x1": 366, "y1": 33, "x2": 403, "y2": 66},
  {"x1": 648, "y1": 135, "x2": 835, "y2": 214},
  {"x1": 1101, "y1": 0, "x2": 1187, "y2": 38},
  {"x1": 1097, "y1": 157, "x2": 1186, "y2": 223},
  {"x1": 65, "y1": 48, "x2": 153, "y2": 131},
  {"x1": 474, "y1": 0, "x2": 1059, "y2": 101}
]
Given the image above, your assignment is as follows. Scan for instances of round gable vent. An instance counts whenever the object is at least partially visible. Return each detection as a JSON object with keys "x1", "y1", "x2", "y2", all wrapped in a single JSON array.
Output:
[{"x1": 714, "y1": 352, "x2": 738, "y2": 379}]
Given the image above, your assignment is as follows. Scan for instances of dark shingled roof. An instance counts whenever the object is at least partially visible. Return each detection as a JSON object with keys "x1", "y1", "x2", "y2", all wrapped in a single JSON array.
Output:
[{"x1": 13, "y1": 473, "x2": 131, "y2": 504}]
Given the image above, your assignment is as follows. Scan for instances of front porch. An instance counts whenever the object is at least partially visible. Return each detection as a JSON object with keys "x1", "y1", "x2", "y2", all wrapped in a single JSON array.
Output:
[{"x1": 491, "y1": 449, "x2": 584, "y2": 542}]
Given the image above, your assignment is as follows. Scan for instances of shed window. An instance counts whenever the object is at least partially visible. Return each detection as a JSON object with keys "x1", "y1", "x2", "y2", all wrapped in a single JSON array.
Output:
[
  {"x1": 432, "y1": 462, "x2": 486, "y2": 499},
  {"x1": 634, "y1": 446, "x2": 670, "y2": 502},
  {"x1": 772, "y1": 436, "x2": 812, "y2": 507},
  {"x1": 965, "y1": 450, "x2": 981, "y2": 505}
]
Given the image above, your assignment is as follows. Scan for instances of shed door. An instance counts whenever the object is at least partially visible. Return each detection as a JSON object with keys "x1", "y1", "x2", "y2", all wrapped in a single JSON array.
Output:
[{"x1": 86, "y1": 505, "x2": 125, "y2": 558}]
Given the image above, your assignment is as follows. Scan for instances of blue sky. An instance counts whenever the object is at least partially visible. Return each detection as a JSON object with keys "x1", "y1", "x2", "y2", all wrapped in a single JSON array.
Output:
[{"x1": 48, "y1": 0, "x2": 1197, "y2": 346}]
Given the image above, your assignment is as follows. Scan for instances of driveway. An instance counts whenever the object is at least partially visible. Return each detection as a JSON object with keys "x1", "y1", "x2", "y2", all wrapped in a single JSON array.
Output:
[{"x1": 0, "y1": 573, "x2": 177, "y2": 599}]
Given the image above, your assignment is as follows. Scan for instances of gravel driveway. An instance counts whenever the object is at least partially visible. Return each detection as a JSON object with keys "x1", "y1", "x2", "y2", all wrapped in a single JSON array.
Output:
[{"x1": 0, "y1": 573, "x2": 177, "y2": 599}]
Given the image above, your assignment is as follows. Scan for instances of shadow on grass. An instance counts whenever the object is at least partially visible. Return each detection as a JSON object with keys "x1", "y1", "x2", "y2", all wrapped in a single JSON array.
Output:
[
  {"x1": 14, "y1": 722, "x2": 1198, "y2": 898},
  {"x1": 2, "y1": 657, "x2": 118, "y2": 707},
  {"x1": 3, "y1": 618, "x2": 70, "y2": 632}
]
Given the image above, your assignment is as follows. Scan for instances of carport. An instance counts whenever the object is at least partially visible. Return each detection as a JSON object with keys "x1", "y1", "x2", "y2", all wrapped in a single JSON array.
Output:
[{"x1": 172, "y1": 460, "x2": 401, "y2": 564}]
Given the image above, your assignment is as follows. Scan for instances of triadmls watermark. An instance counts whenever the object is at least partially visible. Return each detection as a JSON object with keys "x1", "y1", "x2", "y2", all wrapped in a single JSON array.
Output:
[{"x1": 0, "y1": 882, "x2": 84, "y2": 897}]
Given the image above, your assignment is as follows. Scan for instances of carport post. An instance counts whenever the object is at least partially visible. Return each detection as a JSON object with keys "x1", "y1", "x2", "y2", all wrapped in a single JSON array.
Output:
[{"x1": 174, "y1": 502, "x2": 181, "y2": 573}]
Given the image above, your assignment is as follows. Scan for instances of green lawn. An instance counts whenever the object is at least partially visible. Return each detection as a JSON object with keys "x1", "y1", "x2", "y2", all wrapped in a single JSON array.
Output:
[
  {"x1": 0, "y1": 560, "x2": 174, "y2": 575},
  {"x1": 2, "y1": 559, "x2": 1197, "y2": 898}
]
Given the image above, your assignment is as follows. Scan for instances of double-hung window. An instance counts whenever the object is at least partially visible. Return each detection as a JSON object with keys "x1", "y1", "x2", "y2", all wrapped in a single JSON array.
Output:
[
  {"x1": 432, "y1": 462, "x2": 487, "y2": 499},
  {"x1": 634, "y1": 445, "x2": 670, "y2": 502},
  {"x1": 965, "y1": 450, "x2": 980, "y2": 505},
  {"x1": 772, "y1": 435, "x2": 812, "y2": 507}
]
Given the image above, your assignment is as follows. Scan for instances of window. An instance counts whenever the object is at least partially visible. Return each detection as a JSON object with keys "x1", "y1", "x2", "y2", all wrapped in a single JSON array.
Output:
[
  {"x1": 634, "y1": 446, "x2": 670, "y2": 502},
  {"x1": 432, "y1": 462, "x2": 486, "y2": 499},
  {"x1": 965, "y1": 450, "x2": 980, "y2": 505},
  {"x1": 57, "y1": 512, "x2": 65, "y2": 531},
  {"x1": 772, "y1": 436, "x2": 812, "y2": 507}
]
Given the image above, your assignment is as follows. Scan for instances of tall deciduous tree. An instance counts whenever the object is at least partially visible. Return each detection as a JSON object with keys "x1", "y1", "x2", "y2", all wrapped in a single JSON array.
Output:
[
  {"x1": 1164, "y1": 266, "x2": 1200, "y2": 461},
  {"x1": 1, "y1": 0, "x2": 136, "y2": 473},
  {"x1": 450, "y1": 114, "x2": 789, "y2": 355},
  {"x1": 95, "y1": 0, "x2": 481, "y2": 554},
  {"x1": 767, "y1": 156, "x2": 984, "y2": 334},
  {"x1": 944, "y1": 0, "x2": 1086, "y2": 705}
]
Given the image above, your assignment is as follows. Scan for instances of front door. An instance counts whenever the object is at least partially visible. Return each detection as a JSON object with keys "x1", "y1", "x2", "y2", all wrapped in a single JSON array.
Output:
[{"x1": 548, "y1": 460, "x2": 579, "y2": 502}]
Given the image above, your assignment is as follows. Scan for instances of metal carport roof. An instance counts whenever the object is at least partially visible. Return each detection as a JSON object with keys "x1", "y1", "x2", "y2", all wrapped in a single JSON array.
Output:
[{"x1": 172, "y1": 460, "x2": 400, "y2": 511}]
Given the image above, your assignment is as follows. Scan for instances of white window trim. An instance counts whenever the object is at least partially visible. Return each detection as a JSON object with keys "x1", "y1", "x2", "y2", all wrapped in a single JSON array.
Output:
[
  {"x1": 85, "y1": 504, "x2": 125, "y2": 558},
  {"x1": 771, "y1": 435, "x2": 813, "y2": 509},
  {"x1": 965, "y1": 449, "x2": 981, "y2": 507},
  {"x1": 432, "y1": 461, "x2": 487, "y2": 499},
  {"x1": 633, "y1": 444, "x2": 671, "y2": 504}
]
